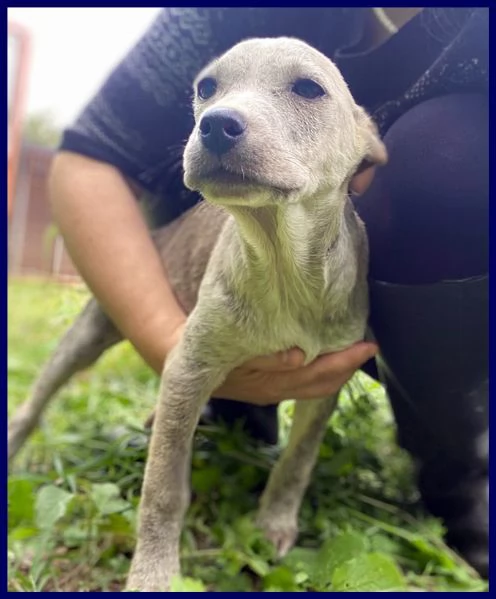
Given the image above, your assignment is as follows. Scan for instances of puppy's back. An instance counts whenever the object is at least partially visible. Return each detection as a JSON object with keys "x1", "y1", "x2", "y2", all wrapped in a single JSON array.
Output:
[{"x1": 151, "y1": 203, "x2": 229, "y2": 314}]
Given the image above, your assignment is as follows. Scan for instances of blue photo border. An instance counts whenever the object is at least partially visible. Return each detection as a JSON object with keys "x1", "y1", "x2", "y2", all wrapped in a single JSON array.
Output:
[{"x1": 3, "y1": 3, "x2": 493, "y2": 596}]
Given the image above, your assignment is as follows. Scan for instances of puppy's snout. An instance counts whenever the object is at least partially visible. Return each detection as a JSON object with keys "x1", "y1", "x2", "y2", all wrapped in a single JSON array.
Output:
[{"x1": 199, "y1": 108, "x2": 247, "y2": 155}]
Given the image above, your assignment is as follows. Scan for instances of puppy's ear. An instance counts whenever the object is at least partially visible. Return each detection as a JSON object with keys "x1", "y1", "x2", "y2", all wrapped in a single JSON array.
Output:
[{"x1": 354, "y1": 106, "x2": 388, "y2": 167}]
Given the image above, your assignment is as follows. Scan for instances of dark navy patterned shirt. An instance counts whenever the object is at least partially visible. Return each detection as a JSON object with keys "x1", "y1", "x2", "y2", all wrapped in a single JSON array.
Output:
[{"x1": 60, "y1": 7, "x2": 488, "y2": 224}]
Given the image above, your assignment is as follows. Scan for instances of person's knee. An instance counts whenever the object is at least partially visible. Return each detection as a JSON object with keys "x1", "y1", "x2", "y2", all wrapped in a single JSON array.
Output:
[
  {"x1": 356, "y1": 93, "x2": 488, "y2": 283},
  {"x1": 383, "y1": 93, "x2": 488, "y2": 216}
]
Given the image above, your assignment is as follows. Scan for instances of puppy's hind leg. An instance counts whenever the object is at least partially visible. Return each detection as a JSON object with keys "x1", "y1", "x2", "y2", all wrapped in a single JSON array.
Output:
[
  {"x1": 256, "y1": 394, "x2": 339, "y2": 557},
  {"x1": 8, "y1": 299, "x2": 122, "y2": 462}
]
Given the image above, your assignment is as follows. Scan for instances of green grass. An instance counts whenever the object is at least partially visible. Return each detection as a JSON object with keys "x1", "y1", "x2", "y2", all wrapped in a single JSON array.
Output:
[{"x1": 8, "y1": 278, "x2": 487, "y2": 592}]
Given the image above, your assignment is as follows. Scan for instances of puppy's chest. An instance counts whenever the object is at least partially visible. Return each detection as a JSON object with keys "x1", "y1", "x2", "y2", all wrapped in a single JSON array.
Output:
[{"x1": 234, "y1": 272, "x2": 367, "y2": 364}]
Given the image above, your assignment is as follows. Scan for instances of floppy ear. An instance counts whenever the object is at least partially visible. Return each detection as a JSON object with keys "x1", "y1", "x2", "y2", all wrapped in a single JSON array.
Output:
[{"x1": 354, "y1": 106, "x2": 388, "y2": 167}]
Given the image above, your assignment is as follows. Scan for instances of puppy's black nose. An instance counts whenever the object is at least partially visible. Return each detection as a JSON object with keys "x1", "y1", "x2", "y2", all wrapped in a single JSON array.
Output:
[{"x1": 199, "y1": 108, "x2": 247, "y2": 155}]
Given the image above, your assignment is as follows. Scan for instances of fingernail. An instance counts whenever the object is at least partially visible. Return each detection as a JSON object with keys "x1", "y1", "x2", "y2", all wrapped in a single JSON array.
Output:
[
  {"x1": 283, "y1": 350, "x2": 295, "y2": 364},
  {"x1": 284, "y1": 348, "x2": 304, "y2": 367},
  {"x1": 365, "y1": 343, "x2": 379, "y2": 357}
]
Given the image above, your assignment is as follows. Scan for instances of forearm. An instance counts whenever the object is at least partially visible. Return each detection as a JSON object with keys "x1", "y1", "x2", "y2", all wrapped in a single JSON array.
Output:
[{"x1": 49, "y1": 152, "x2": 186, "y2": 374}]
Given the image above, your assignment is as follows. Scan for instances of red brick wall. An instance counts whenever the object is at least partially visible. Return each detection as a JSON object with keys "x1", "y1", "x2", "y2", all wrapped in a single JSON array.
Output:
[{"x1": 8, "y1": 143, "x2": 80, "y2": 279}]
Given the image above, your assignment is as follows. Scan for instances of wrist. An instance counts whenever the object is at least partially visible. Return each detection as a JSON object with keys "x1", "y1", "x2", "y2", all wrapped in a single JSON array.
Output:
[
  {"x1": 125, "y1": 310, "x2": 186, "y2": 375},
  {"x1": 162, "y1": 315, "x2": 187, "y2": 355}
]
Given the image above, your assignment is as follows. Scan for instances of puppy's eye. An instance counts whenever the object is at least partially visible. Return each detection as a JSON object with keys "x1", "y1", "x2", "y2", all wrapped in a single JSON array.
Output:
[
  {"x1": 197, "y1": 77, "x2": 217, "y2": 100},
  {"x1": 292, "y1": 78, "x2": 326, "y2": 99}
]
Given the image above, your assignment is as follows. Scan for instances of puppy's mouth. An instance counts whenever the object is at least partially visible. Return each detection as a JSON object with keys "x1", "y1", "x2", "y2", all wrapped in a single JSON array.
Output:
[
  {"x1": 201, "y1": 166, "x2": 262, "y2": 188},
  {"x1": 185, "y1": 163, "x2": 298, "y2": 201}
]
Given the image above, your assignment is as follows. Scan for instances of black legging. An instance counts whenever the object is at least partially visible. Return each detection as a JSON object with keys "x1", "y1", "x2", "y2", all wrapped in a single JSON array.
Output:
[{"x1": 355, "y1": 93, "x2": 489, "y2": 576}]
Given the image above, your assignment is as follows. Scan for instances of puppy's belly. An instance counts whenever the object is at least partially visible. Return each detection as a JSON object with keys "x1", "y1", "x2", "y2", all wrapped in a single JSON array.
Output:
[{"x1": 244, "y1": 314, "x2": 367, "y2": 365}]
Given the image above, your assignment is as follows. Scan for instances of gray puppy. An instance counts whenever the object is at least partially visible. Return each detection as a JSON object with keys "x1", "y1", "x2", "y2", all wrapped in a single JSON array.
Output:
[
  {"x1": 8, "y1": 37, "x2": 386, "y2": 592},
  {"x1": 126, "y1": 38, "x2": 386, "y2": 591}
]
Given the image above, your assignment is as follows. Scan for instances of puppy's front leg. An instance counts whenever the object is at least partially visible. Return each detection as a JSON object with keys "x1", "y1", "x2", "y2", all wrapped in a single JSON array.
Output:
[
  {"x1": 256, "y1": 394, "x2": 339, "y2": 557},
  {"x1": 126, "y1": 336, "x2": 227, "y2": 592}
]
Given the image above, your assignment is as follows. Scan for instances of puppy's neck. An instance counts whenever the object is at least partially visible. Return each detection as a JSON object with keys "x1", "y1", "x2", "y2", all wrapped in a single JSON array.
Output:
[{"x1": 228, "y1": 186, "x2": 351, "y2": 287}]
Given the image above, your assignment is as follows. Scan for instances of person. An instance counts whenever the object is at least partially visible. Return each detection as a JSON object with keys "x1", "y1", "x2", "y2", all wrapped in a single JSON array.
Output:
[{"x1": 48, "y1": 7, "x2": 488, "y2": 576}]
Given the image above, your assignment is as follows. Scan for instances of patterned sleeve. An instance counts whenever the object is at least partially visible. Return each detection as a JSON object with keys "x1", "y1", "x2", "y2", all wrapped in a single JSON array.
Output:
[{"x1": 59, "y1": 7, "x2": 355, "y2": 200}]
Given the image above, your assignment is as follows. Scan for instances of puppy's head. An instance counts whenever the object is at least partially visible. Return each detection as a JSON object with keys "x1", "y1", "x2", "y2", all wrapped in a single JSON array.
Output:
[{"x1": 183, "y1": 37, "x2": 387, "y2": 207}]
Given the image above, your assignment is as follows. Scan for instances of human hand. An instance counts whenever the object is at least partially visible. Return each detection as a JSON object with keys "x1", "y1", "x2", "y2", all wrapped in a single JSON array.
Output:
[
  {"x1": 215, "y1": 342, "x2": 378, "y2": 404},
  {"x1": 350, "y1": 163, "x2": 376, "y2": 196},
  {"x1": 153, "y1": 321, "x2": 378, "y2": 408},
  {"x1": 145, "y1": 339, "x2": 377, "y2": 427}
]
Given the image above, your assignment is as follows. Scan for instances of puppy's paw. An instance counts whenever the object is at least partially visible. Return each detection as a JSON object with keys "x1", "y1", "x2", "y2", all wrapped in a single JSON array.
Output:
[
  {"x1": 256, "y1": 511, "x2": 298, "y2": 558},
  {"x1": 124, "y1": 573, "x2": 172, "y2": 593},
  {"x1": 265, "y1": 525, "x2": 298, "y2": 558},
  {"x1": 125, "y1": 555, "x2": 180, "y2": 592}
]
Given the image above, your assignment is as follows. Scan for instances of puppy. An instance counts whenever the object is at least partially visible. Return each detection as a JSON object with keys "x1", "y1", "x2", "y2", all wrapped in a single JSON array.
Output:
[{"x1": 124, "y1": 37, "x2": 386, "y2": 591}]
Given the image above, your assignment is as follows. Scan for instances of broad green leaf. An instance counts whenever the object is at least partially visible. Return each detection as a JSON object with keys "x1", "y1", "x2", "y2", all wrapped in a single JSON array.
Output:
[
  {"x1": 246, "y1": 555, "x2": 270, "y2": 577},
  {"x1": 62, "y1": 523, "x2": 94, "y2": 547},
  {"x1": 90, "y1": 482, "x2": 130, "y2": 516},
  {"x1": 331, "y1": 552, "x2": 406, "y2": 592},
  {"x1": 35, "y1": 485, "x2": 74, "y2": 530},
  {"x1": 170, "y1": 576, "x2": 206, "y2": 592},
  {"x1": 283, "y1": 547, "x2": 320, "y2": 581},
  {"x1": 8, "y1": 526, "x2": 38, "y2": 542},
  {"x1": 263, "y1": 565, "x2": 299, "y2": 592},
  {"x1": 369, "y1": 532, "x2": 402, "y2": 556},
  {"x1": 313, "y1": 530, "x2": 368, "y2": 587},
  {"x1": 8, "y1": 478, "x2": 36, "y2": 529}
]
